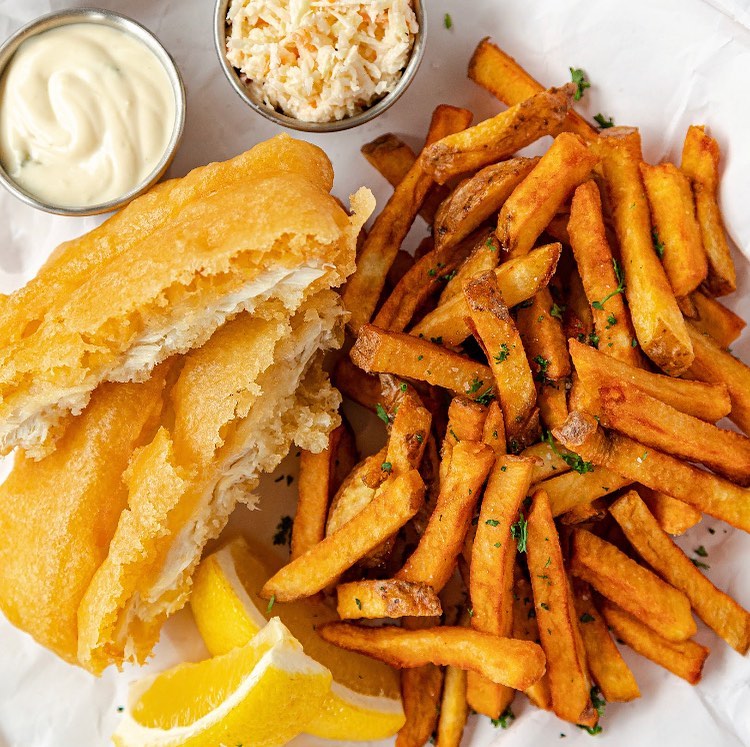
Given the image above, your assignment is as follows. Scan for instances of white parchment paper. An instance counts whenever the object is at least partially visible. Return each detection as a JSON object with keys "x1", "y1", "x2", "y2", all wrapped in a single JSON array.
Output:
[{"x1": 0, "y1": 1, "x2": 748, "y2": 746}]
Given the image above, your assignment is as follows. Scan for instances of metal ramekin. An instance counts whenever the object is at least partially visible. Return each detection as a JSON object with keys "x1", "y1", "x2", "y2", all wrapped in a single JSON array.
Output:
[
  {"x1": 0, "y1": 8, "x2": 186, "y2": 216},
  {"x1": 214, "y1": 0, "x2": 426, "y2": 133}
]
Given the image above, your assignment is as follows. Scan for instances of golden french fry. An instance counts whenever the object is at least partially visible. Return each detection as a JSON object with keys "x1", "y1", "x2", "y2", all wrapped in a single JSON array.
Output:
[
  {"x1": 524, "y1": 440, "x2": 571, "y2": 483},
  {"x1": 686, "y1": 323, "x2": 750, "y2": 435},
  {"x1": 538, "y1": 465, "x2": 631, "y2": 517},
  {"x1": 435, "y1": 158, "x2": 538, "y2": 252},
  {"x1": 397, "y1": 664, "x2": 443, "y2": 747},
  {"x1": 333, "y1": 357, "x2": 383, "y2": 413},
  {"x1": 570, "y1": 528, "x2": 696, "y2": 642},
  {"x1": 599, "y1": 599, "x2": 708, "y2": 685},
  {"x1": 383, "y1": 387, "x2": 433, "y2": 476},
  {"x1": 611, "y1": 491, "x2": 750, "y2": 654},
  {"x1": 437, "y1": 662, "x2": 470, "y2": 747},
  {"x1": 571, "y1": 578, "x2": 640, "y2": 702},
  {"x1": 570, "y1": 338, "x2": 730, "y2": 423},
  {"x1": 262, "y1": 470, "x2": 424, "y2": 601},
  {"x1": 464, "y1": 271, "x2": 537, "y2": 445},
  {"x1": 344, "y1": 105, "x2": 473, "y2": 332},
  {"x1": 467, "y1": 37, "x2": 597, "y2": 142},
  {"x1": 351, "y1": 325, "x2": 493, "y2": 401},
  {"x1": 336, "y1": 580, "x2": 442, "y2": 620},
  {"x1": 593, "y1": 128, "x2": 693, "y2": 375},
  {"x1": 397, "y1": 441, "x2": 495, "y2": 592},
  {"x1": 318, "y1": 624, "x2": 546, "y2": 690},
  {"x1": 538, "y1": 383, "x2": 570, "y2": 432},
  {"x1": 421, "y1": 85, "x2": 575, "y2": 185},
  {"x1": 481, "y1": 400, "x2": 507, "y2": 455},
  {"x1": 690, "y1": 291, "x2": 746, "y2": 348},
  {"x1": 554, "y1": 411, "x2": 750, "y2": 532},
  {"x1": 640, "y1": 161, "x2": 707, "y2": 298},
  {"x1": 411, "y1": 242, "x2": 562, "y2": 346},
  {"x1": 498, "y1": 133, "x2": 599, "y2": 257},
  {"x1": 441, "y1": 397, "x2": 489, "y2": 483},
  {"x1": 597, "y1": 380, "x2": 750, "y2": 485},
  {"x1": 438, "y1": 235, "x2": 501, "y2": 305},
  {"x1": 568, "y1": 181, "x2": 641, "y2": 365},
  {"x1": 528, "y1": 489, "x2": 597, "y2": 728},
  {"x1": 641, "y1": 489, "x2": 702, "y2": 536},
  {"x1": 681, "y1": 125, "x2": 736, "y2": 296}
]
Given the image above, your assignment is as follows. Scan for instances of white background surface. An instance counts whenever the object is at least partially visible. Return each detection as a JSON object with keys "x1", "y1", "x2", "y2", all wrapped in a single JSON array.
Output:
[{"x1": 0, "y1": 1, "x2": 749, "y2": 746}]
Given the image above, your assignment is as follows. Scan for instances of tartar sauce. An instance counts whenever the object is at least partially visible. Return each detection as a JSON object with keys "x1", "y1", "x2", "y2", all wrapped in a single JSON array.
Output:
[{"x1": 0, "y1": 23, "x2": 176, "y2": 208}]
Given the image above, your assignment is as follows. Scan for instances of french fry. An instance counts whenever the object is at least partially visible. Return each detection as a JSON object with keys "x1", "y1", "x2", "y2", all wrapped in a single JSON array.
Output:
[
  {"x1": 467, "y1": 456, "x2": 535, "y2": 718},
  {"x1": 344, "y1": 105, "x2": 473, "y2": 332},
  {"x1": 538, "y1": 466, "x2": 632, "y2": 517},
  {"x1": 396, "y1": 441, "x2": 495, "y2": 592},
  {"x1": 386, "y1": 250, "x2": 416, "y2": 291},
  {"x1": 333, "y1": 357, "x2": 383, "y2": 412},
  {"x1": 686, "y1": 323, "x2": 750, "y2": 435},
  {"x1": 326, "y1": 449, "x2": 386, "y2": 535},
  {"x1": 498, "y1": 132, "x2": 599, "y2": 257},
  {"x1": 641, "y1": 489, "x2": 702, "y2": 536},
  {"x1": 438, "y1": 235, "x2": 501, "y2": 305},
  {"x1": 383, "y1": 387, "x2": 433, "y2": 476},
  {"x1": 481, "y1": 400, "x2": 507, "y2": 455},
  {"x1": 564, "y1": 267, "x2": 595, "y2": 343},
  {"x1": 421, "y1": 85, "x2": 575, "y2": 184},
  {"x1": 527, "y1": 489, "x2": 597, "y2": 727},
  {"x1": 397, "y1": 663, "x2": 443, "y2": 747},
  {"x1": 681, "y1": 125, "x2": 736, "y2": 295},
  {"x1": 464, "y1": 271, "x2": 538, "y2": 445},
  {"x1": 436, "y1": 664, "x2": 469, "y2": 747},
  {"x1": 411, "y1": 242, "x2": 562, "y2": 346},
  {"x1": 336, "y1": 580, "x2": 443, "y2": 620},
  {"x1": 538, "y1": 383, "x2": 570, "y2": 431},
  {"x1": 570, "y1": 528, "x2": 696, "y2": 642},
  {"x1": 610, "y1": 491, "x2": 750, "y2": 654},
  {"x1": 374, "y1": 228, "x2": 488, "y2": 332},
  {"x1": 560, "y1": 499, "x2": 608, "y2": 526},
  {"x1": 467, "y1": 37, "x2": 597, "y2": 142},
  {"x1": 554, "y1": 411, "x2": 750, "y2": 532},
  {"x1": 516, "y1": 287, "x2": 571, "y2": 382},
  {"x1": 317, "y1": 624, "x2": 546, "y2": 690},
  {"x1": 351, "y1": 325, "x2": 494, "y2": 402},
  {"x1": 524, "y1": 440, "x2": 571, "y2": 484},
  {"x1": 434, "y1": 158, "x2": 538, "y2": 252},
  {"x1": 441, "y1": 397, "x2": 488, "y2": 483},
  {"x1": 262, "y1": 470, "x2": 425, "y2": 601},
  {"x1": 571, "y1": 578, "x2": 640, "y2": 702},
  {"x1": 599, "y1": 599, "x2": 708, "y2": 685},
  {"x1": 597, "y1": 379, "x2": 750, "y2": 485},
  {"x1": 570, "y1": 338, "x2": 730, "y2": 423},
  {"x1": 568, "y1": 180, "x2": 641, "y2": 365},
  {"x1": 593, "y1": 127, "x2": 693, "y2": 375},
  {"x1": 640, "y1": 161, "x2": 707, "y2": 298},
  {"x1": 690, "y1": 291, "x2": 746, "y2": 348}
]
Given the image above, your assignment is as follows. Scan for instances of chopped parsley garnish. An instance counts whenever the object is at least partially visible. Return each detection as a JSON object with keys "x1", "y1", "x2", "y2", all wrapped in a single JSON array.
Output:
[
  {"x1": 491, "y1": 706, "x2": 515, "y2": 729},
  {"x1": 400, "y1": 382, "x2": 408, "y2": 392},
  {"x1": 570, "y1": 67, "x2": 590, "y2": 100},
  {"x1": 466, "y1": 377, "x2": 483, "y2": 395},
  {"x1": 550, "y1": 303, "x2": 566, "y2": 320},
  {"x1": 653, "y1": 228, "x2": 665, "y2": 259},
  {"x1": 631, "y1": 337, "x2": 639, "y2": 348},
  {"x1": 495, "y1": 343, "x2": 511, "y2": 363},
  {"x1": 500, "y1": 464, "x2": 507, "y2": 472},
  {"x1": 376, "y1": 403, "x2": 390, "y2": 425},
  {"x1": 591, "y1": 259, "x2": 625, "y2": 310},
  {"x1": 449, "y1": 428, "x2": 460, "y2": 442},
  {"x1": 444, "y1": 13, "x2": 453, "y2": 29},
  {"x1": 534, "y1": 355, "x2": 553, "y2": 386},
  {"x1": 430, "y1": 336, "x2": 443, "y2": 345},
  {"x1": 427, "y1": 268, "x2": 437, "y2": 277},
  {"x1": 510, "y1": 512, "x2": 528, "y2": 553},
  {"x1": 576, "y1": 686, "x2": 606, "y2": 735},
  {"x1": 467, "y1": 607, "x2": 474, "y2": 617},
  {"x1": 267, "y1": 594, "x2": 276, "y2": 614},
  {"x1": 594, "y1": 113, "x2": 614, "y2": 129},
  {"x1": 485, "y1": 518, "x2": 500, "y2": 527},
  {"x1": 485, "y1": 237, "x2": 496, "y2": 251},
  {"x1": 580, "y1": 612, "x2": 595, "y2": 623},
  {"x1": 476, "y1": 387, "x2": 496, "y2": 406},
  {"x1": 273, "y1": 515, "x2": 293, "y2": 546},
  {"x1": 382, "y1": 461, "x2": 393, "y2": 473},
  {"x1": 606, "y1": 313, "x2": 617, "y2": 328},
  {"x1": 542, "y1": 429, "x2": 594, "y2": 474},
  {"x1": 415, "y1": 433, "x2": 424, "y2": 443},
  {"x1": 441, "y1": 270, "x2": 457, "y2": 282},
  {"x1": 540, "y1": 602, "x2": 550, "y2": 611},
  {"x1": 355, "y1": 598, "x2": 362, "y2": 610},
  {"x1": 694, "y1": 545, "x2": 708, "y2": 557},
  {"x1": 691, "y1": 558, "x2": 710, "y2": 570},
  {"x1": 577, "y1": 331, "x2": 601, "y2": 349}
]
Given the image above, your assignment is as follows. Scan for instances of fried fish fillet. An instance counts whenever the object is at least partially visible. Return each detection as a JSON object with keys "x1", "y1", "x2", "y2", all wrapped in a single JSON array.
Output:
[{"x1": 0, "y1": 134, "x2": 373, "y2": 458}]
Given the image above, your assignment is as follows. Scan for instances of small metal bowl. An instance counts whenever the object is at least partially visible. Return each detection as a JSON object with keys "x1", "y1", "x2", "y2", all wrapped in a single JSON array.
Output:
[
  {"x1": 214, "y1": 0, "x2": 426, "y2": 133},
  {"x1": 0, "y1": 8, "x2": 186, "y2": 216}
]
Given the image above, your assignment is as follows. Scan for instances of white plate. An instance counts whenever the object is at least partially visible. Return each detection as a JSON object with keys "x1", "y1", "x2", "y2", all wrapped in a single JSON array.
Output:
[{"x1": 0, "y1": 1, "x2": 748, "y2": 746}]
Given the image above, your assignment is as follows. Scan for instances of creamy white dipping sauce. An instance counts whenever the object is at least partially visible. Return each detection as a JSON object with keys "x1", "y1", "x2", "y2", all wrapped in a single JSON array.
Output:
[{"x1": 0, "y1": 23, "x2": 176, "y2": 208}]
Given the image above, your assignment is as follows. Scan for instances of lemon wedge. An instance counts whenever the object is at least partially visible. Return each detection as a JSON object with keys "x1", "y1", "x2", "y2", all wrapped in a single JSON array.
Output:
[
  {"x1": 190, "y1": 536, "x2": 405, "y2": 740},
  {"x1": 113, "y1": 617, "x2": 330, "y2": 747}
]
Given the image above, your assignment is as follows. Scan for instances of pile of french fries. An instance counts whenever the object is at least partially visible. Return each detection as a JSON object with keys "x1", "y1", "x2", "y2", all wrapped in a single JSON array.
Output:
[{"x1": 261, "y1": 37, "x2": 750, "y2": 744}]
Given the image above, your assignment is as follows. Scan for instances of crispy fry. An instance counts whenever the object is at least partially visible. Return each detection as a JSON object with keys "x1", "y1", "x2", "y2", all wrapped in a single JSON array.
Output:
[
  {"x1": 436, "y1": 664, "x2": 469, "y2": 747},
  {"x1": 538, "y1": 466, "x2": 631, "y2": 517},
  {"x1": 336, "y1": 580, "x2": 442, "y2": 620},
  {"x1": 555, "y1": 411, "x2": 750, "y2": 532},
  {"x1": 318, "y1": 624, "x2": 546, "y2": 690},
  {"x1": 397, "y1": 441, "x2": 495, "y2": 592},
  {"x1": 690, "y1": 291, "x2": 745, "y2": 348},
  {"x1": 333, "y1": 357, "x2": 383, "y2": 412},
  {"x1": 570, "y1": 528, "x2": 696, "y2": 642},
  {"x1": 467, "y1": 456, "x2": 534, "y2": 717},
  {"x1": 397, "y1": 637, "x2": 443, "y2": 747},
  {"x1": 464, "y1": 271, "x2": 537, "y2": 444},
  {"x1": 611, "y1": 491, "x2": 750, "y2": 654},
  {"x1": 640, "y1": 489, "x2": 702, "y2": 536},
  {"x1": 481, "y1": 400, "x2": 507, "y2": 455},
  {"x1": 593, "y1": 128, "x2": 693, "y2": 374},
  {"x1": 435, "y1": 158, "x2": 538, "y2": 252},
  {"x1": 438, "y1": 235, "x2": 501, "y2": 305},
  {"x1": 351, "y1": 325, "x2": 493, "y2": 401},
  {"x1": 538, "y1": 383, "x2": 570, "y2": 431},
  {"x1": 681, "y1": 125, "x2": 736, "y2": 295},
  {"x1": 411, "y1": 242, "x2": 562, "y2": 346},
  {"x1": 468, "y1": 37, "x2": 597, "y2": 142},
  {"x1": 516, "y1": 287, "x2": 571, "y2": 382},
  {"x1": 262, "y1": 470, "x2": 425, "y2": 601},
  {"x1": 498, "y1": 133, "x2": 599, "y2": 257},
  {"x1": 441, "y1": 397, "x2": 488, "y2": 478},
  {"x1": 597, "y1": 379, "x2": 750, "y2": 485},
  {"x1": 525, "y1": 440, "x2": 570, "y2": 484},
  {"x1": 345, "y1": 106, "x2": 473, "y2": 332},
  {"x1": 640, "y1": 161, "x2": 707, "y2": 298},
  {"x1": 383, "y1": 387, "x2": 433, "y2": 476},
  {"x1": 599, "y1": 599, "x2": 708, "y2": 685},
  {"x1": 528, "y1": 489, "x2": 597, "y2": 727},
  {"x1": 686, "y1": 324, "x2": 750, "y2": 435},
  {"x1": 571, "y1": 578, "x2": 640, "y2": 702},
  {"x1": 421, "y1": 85, "x2": 575, "y2": 184},
  {"x1": 570, "y1": 338, "x2": 730, "y2": 423},
  {"x1": 568, "y1": 181, "x2": 641, "y2": 365}
]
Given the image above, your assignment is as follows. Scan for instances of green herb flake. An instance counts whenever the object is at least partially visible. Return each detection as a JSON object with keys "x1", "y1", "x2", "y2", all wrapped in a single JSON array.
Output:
[
  {"x1": 691, "y1": 558, "x2": 711, "y2": 570},
  {"x1": 376, "y1": 403, "x2": 390, "y2": 425},
  {"x1": 594, "y1": 113, "x2": 614, "y2": 129},
  {"x1": 444, "y1": 12, "x2": 453, "y2": 29},
  {"x1": 653, "y1": 228, "x2": 665, "y2": 259},
  {"x1": 273, "y1": 515, "x2": 293, "y2": 546},
  {"x1": 606, "y1": 312, "x2": 617, "y2": 328},
  {"x1": 355, "y1": 598, "x2": 362, "y2": 610},
  {"x1": 580, "y1": 612, "x2": 595, "y2": 623},
  {"x1": 501, "y1": 465, "x2": 507, "y2": 472},
  {"x1": 491, "y1": 706, "x2": 515, "y2": 729},
  {"x1": 550, "y1": 303, "x2": 566, "y2": 320},
  {"x1": 267, "y1": 594, "x2": 276, "y2": 614},
  {"x1": 450, "y1": 428, "x2": 460, "y2": 442},
  {"x1": 400, "y1": 383, "x2": 408, "y2": 392},
  {"x1": 494, "y1": 343, "x2": 511, "y2": 363},
  {"x1": 694, "y1": 545, "x2": 708, "y2": 557},
  {"x1": 592, "y1": 259, "x2": 625, "y2": 310},
  {"x1": 381, "y1": 461, "x2": 393, "y2": 473},
  {"x1": 466, "y1": 377, "x2": 483, "y2": 395},
  {"x1": 427, "y1": 268, "x2": 437, "y2": 277},
  {"x1": 570, "y1": 67, "x2": 591, "y2": 101},
  {"x1": 540, "y1": 602, "x2": 550, "y2": 611},
  {"x1": 486, "y1": 518, "x2": 500, "y2": 527},
  {"x1": 534, "y1": 355, "x2": 553, "y2": 386},
  {"x1": 510, "y1": 512, "x2": 528, "y2": 553}
]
